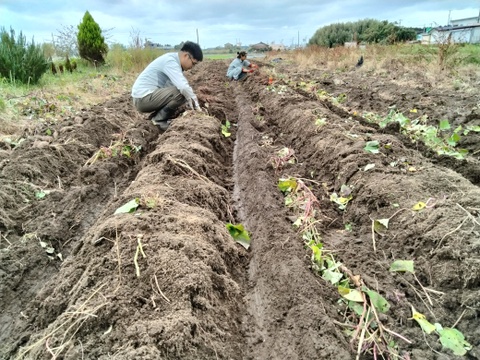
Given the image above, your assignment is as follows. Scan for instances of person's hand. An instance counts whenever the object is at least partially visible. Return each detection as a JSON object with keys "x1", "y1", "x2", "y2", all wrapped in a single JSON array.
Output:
[
  {"x1": 248, "y1": 69, "x2": 254, "y2": 73},
  {"x1": 190, "y1": 97, "x2": 202, "y2": 112},
  {"x1": 187, "y1": 98, "x2": 194, "y2": 110}
]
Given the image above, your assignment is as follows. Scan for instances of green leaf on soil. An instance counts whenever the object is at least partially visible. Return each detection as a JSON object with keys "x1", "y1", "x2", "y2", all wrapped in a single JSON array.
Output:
[
  {"x1": 364, "y1": 289, "x2": 390, "y2": 313},
  {"x1": 310, "y1": 244, "x2": 323, "y2": 264},
  {"x1": 278, "y1": 178, "x2": 297, "y2": 193},
  {"x1": 339, "y1": 287, "x2": 364, "y2": 302},
  {"x1": 293, "y1": 217, "x2": 303, "y2": 227},
  {"x1": 436, "y1": 325, "x2": 472, "y2": 356},
  {"x1": 35, "y1": 191, "x2": 46, "y2": 199},
  {"x1": 330, "y1": 192, "x2": 353, "y2": 210},
  {"x1": 114, "y1": 198, "x2": 140, "y2": 214},
  {"x1": 322, "y1": 269, "x2": 343, "y2": 285},
  {"x1": 221, "y1": 120, "x2": 231, "y2": 137},
  {"x1": 348, "y1": 301, "x2": 365, "y2": 316},
  {"x1": 467, "y1": 125, "x2": 480, "y2": 132},
  {"x1": 226, "y1": 223, "x2": 251, "y2": 249},
  {"x1": 412, "y1": 201, "x2": 426, "y2": 211},
  {"x1": 373, "y1": 218, "x2": 389, "y2": 234},
  {"x1": 447, "y1": 132, "x2": 461, "y2": 146},
  {"x1": 364, "y1": 163, "x2": 375, "y2": 171},
  {"x1": 439, "y1": 119, "x2": 451, "y2": 131},
  {"x1": 389, "y1": 260, "x2": 414, "y2": 273},
  {"x1": 45, "y1": 247, "x2": 55, "y2": 254},
  {"x1": 411, "y1": 307, "x2": 436, "y2": 334},
  {"x1": 364, "y1": 140, "x2": 380, "y2": 154}
]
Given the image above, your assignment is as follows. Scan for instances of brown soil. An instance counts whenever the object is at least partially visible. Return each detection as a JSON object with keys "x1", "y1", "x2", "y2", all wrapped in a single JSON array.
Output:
[{"x1": 1, "y1": 58, "x2": 479, "y2": 360}]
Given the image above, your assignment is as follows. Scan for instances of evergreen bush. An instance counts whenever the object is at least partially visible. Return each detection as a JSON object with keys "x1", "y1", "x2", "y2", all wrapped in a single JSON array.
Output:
[
  {"x1": 77, "y1": 11, "x2": 108, "y2": 65},
  {"x1": 0, "y1": 27, "x2": 49, "y2": 85}
]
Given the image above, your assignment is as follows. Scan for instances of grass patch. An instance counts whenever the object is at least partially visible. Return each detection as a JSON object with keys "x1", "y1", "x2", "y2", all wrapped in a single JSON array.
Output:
[{"x1": 204, "y1": 53, "x2": 234, "y2": 60}]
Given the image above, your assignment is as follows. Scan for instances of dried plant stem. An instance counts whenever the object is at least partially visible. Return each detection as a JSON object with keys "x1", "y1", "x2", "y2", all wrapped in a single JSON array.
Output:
[
  {"x1": 19, "y1": 283, "x2": 107, "y2": 358},
  {"x1": 382, "y1": 326, "x2": 412, "y2": 344},
  {"x1": 355, "y1": 307, "x2": 370, "y2": 360},
  {"x1": 115, "y1": 227, "x2": 122, "y2": 289},
  {"x1": 154, "y1": 274, "x2": 171, "y2": 303},
  {"x1": 351, "y1": 294, "x2": 368, "y2": 343},
  {"x1": 134, "y1": 236, "x2": 146, "y2": 278},
  {"x1": 168, "y1": 155, "x2": 211, "y2": 184},
  {"x1": 435, "y1": 216, "x2": 468, "y2": 250},
  {"x1": 452, "y1": 308, "x2": 467, "y2": 329},
  {"x1": 413, "y1": 273, "x2": 433, "y2": 306},
  {"x1": 457, "y1": 203, "x2": 480, "y2": 226},
  {"x1": 371, "y1": 218, "x2": 376, "y2": 252}
]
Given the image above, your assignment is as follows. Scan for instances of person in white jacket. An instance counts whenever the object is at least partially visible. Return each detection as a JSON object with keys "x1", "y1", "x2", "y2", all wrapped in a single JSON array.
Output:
[
  {"x1": 131, "y1": 41, "x2": 203, "y2": 131},
  {"x1": 226, "y1": 51, "x2": 257, "y2": 81}
]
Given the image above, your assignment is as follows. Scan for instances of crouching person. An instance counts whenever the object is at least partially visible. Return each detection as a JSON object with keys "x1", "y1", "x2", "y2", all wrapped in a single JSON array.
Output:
[
  {"x1": 226, "y1": 51, "x2": 257, "y2": 81},
  {"x1": 131, "y1": 41, "x2": 203, "y2": 131}
]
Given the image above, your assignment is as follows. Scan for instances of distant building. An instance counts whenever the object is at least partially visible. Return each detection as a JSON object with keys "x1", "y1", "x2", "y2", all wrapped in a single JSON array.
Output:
[
  {"x1": 451, "y1": 16, "x2": 480, "y2": 26},
  {"x1": 144, "y1": 40, "x2": 173, "y2": 50},
  {"x1": 425, "y1": 16, "x2": 480, "y2": 44},
  {"x1": 249, "y1": 42, "x2": 271, "y2": 51},
  {"x1": 271, "y1": 43, "x2": 286, "y2": 51}
]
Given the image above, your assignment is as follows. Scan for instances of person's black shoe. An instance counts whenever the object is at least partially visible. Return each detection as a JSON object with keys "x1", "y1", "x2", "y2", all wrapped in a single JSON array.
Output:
[{"x1": 154, "y1": 119, "x2": 171, "y2": 132}]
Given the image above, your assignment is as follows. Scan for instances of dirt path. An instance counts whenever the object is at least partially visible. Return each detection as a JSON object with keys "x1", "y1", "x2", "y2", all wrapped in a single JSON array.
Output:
[{"x1": 0, "y1": 59, "x2": 479, "y2": 359}]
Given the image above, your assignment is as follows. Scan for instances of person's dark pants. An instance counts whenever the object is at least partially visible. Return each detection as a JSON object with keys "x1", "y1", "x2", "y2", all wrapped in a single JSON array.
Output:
[
  {"x1": 237, "y1": 72, "x2": 248, "y2": 81},
  {"x1": 132, "y1": 87, "x2": 185, "y2": 114}
]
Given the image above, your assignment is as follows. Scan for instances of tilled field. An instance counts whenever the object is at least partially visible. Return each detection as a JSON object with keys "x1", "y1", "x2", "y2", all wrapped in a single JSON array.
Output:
[{"x1": 0, "y1": 59, "x2": 479, "y2": 359}]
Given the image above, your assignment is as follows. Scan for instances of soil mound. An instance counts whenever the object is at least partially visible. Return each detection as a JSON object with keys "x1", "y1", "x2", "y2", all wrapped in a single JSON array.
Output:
[{"x1": 1, "y1": 59, "x2": 479, "y2": 359}]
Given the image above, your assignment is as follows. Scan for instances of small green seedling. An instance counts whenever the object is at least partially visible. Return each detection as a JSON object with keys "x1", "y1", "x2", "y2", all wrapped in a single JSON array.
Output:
[
  {"x1": 364, "y1": 140, "x2": 380, "y2": 154},
  {"x1": 330, "y1": 184, "x2": 353, "y2": 210},
  {"x1": 226, "y1": 223, "x2": 250, "y2": 249},
  {"x1": 411, "y1": 307, "x2": 472, "y2": 356},
  {"x1": 114, "y1": 198, "x2": 140, "y2": 214},
  {"x1": 221, "y1": 120, "x2": 231, "y2": 137}
]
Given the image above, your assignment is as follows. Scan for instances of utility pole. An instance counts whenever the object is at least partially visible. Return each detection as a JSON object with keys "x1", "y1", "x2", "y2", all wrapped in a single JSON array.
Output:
[
  {"x1": 297, "y1": 30, "x2": 299, "y2": 48},
  {"x1": 196, "y1": 29, "x2": 199, "y2": 46},
  {"x1": 448, "y1": 10, "x2": 451, "y2": 25}
]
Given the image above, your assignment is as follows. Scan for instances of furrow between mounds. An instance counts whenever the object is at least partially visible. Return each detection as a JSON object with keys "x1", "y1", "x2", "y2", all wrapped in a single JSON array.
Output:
[
  {"x1": 231, "y1": 83, "x2": 352, "y2": 360},
  {"x1": 7, "y1": 113, "x2": 248, "y2": 360}
]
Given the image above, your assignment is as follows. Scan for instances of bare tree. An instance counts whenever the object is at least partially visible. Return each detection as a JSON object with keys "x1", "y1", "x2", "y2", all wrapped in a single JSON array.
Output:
[
  {"x1": 53, "y1": 24, "x2": 112, "y2": 57},
  {"x1": 129, "y1": 27, "x2": 142, "y2": 49},
  {"x1": 53, "y1": 24, "x2": 78, "y2": 57}
]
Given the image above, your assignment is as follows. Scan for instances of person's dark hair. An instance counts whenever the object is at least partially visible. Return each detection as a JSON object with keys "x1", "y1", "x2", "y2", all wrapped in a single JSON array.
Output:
[
  {"x1": 237, "y1": 51, "x2": 247, "y2": 58},
  {"x1": 181, "y1": 41, "x2": 203, "y2": 62}
]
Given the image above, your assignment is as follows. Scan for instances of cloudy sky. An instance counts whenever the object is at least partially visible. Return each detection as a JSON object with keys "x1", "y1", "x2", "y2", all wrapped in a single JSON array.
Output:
[{"x1": 1, "y1": 1, "x2": 479, "y2": 48}]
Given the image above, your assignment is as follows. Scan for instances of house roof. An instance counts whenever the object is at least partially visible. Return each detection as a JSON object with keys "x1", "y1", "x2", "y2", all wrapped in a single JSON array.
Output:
[
  {"x1": 435, "y1": 23, "x2": 480, "y2": 31},
  {"x1": 451, "y1": 16, "x2": 480, "y2": 22},
  {"x1": 250, "y1": 42, "x2": 270, "y2": 49}
]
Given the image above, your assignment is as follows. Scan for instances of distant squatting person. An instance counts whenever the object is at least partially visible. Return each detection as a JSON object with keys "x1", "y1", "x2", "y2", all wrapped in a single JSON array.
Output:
[{"x1": 226, "y1": 51, "x2": 257, "y2": 81}]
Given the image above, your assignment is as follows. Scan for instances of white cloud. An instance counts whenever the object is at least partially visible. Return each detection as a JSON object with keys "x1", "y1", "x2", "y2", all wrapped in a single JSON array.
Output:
[{"x1": 1, "y1": 1, "x2": 479, "y2": 48}]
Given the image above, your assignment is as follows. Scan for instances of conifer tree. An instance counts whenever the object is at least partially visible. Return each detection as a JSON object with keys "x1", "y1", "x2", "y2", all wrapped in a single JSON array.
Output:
[{"x1": 77, "y1": 11, "x2": 108, "y2": 64}]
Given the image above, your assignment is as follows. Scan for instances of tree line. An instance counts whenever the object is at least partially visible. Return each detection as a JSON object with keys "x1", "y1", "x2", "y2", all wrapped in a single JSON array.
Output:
[{"x1": 309, "y1": 19, "x2": 418, "y2": 47}]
